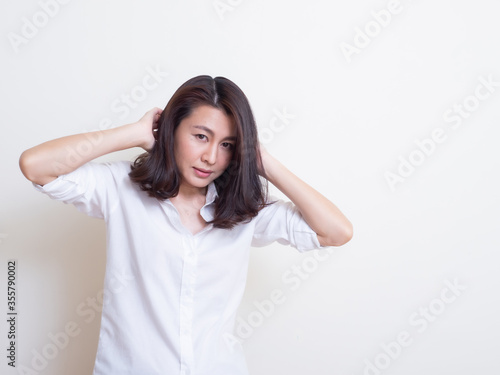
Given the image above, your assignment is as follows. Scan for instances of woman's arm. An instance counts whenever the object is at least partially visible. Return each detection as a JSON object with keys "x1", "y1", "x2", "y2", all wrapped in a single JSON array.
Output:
[
  {"x1": 258, "y1": 145, "x2": 353, "y2": 247},
  {"x1": 19, "y1": 108, "x2": 162, "y2": 186}
]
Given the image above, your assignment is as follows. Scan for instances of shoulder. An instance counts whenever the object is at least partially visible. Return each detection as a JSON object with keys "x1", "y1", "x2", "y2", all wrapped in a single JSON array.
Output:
[
  {"x1": 87, "y1": 160, "x2": 133, "y2": 181},
  {"x1": 69, "y1": 160, "x2": 134, "y2": 193},
  {"x1": 252, "y1": 195, "x2": 286, "y2": 222},
  {"x1": 97, "y1": 160, "x2": 133, "y2": 173}
]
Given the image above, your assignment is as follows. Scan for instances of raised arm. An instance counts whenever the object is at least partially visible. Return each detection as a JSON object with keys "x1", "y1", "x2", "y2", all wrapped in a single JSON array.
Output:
[
  {"x1": 19, "y1": 108, "x2": 162, "y2": 186},
  {"x1": 258, "y1": 144, "x2": 353, "y2": 247}
]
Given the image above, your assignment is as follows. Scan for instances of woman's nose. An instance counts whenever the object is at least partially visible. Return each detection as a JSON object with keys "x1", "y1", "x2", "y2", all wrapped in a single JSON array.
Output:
[{"x1": 202, "y1": 143, "x2": 218, "y2": 164}]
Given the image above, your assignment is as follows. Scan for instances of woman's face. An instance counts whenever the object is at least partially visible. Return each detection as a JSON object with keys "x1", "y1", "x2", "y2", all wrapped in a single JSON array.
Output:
[{"x1": 173, "y1": 105, "x2": 237, "y2": 193}]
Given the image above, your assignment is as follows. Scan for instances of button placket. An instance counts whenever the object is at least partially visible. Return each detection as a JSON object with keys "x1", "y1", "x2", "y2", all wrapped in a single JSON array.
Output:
[{"x1": 179, "y1": 235, "x2": 197, "y2": 374}]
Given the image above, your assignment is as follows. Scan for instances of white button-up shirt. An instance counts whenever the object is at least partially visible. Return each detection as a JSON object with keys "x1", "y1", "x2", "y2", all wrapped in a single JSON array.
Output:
[{"x1": 33, "y1": 161, "x2": 327, "y2": 375}]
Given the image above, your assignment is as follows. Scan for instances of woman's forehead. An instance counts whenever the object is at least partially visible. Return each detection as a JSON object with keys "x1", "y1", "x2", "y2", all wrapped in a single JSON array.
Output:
[{"x1": 181, "y1": 105, "x2": 237, "y2": 138}]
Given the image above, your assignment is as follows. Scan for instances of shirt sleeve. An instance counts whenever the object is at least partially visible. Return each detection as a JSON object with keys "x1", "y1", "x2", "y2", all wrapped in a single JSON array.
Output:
[
  {"x1": 251, "y1": 194, "x2": 330, "y2": 252},
  {"x1": 32, "y1": 161, "x2": 128, "y2": 220}
]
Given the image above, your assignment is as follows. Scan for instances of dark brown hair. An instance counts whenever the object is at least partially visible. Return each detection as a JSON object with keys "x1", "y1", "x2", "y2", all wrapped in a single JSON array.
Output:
[{"x1": 129, "y1": 75, "x2": 275, "y2": 229}]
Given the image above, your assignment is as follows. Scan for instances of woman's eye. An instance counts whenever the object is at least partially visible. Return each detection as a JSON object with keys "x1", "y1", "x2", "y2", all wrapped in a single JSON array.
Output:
[
  {"x1": 222, "y1": 142, "x2": 234, "y2": 150},
  {"x1": 196, "y1": 134, "x2": 207, "y2": 140}
]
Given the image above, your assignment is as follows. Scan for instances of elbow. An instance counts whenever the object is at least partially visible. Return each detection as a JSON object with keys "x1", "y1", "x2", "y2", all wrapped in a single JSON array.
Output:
[
  {"x1": 325, "y1": 221, "x2": 353, "y2": 247},
  {"x1": 334, "y1": 222, "x2": 354, "y2": 246},
  {"x1": 19, "y1": 150, "x2": 45, "y2": 185},
  {"x1": 19, "y1": 150, "x2": 35, "y2": 181}
]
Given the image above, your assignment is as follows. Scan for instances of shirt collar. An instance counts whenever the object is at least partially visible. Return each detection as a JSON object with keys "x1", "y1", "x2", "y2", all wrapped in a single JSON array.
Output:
[
  {"x1": 200, "y1": 181, "x2": 218, "y2": 222},
  {"x1": 204, "y1": 181, "x2": 218, "y2": 206}
]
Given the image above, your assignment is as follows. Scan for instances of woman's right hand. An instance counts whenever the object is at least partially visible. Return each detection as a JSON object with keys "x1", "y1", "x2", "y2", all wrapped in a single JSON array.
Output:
[{"x1": 136, "y1": 107, "x2": 163, "y2": 151}]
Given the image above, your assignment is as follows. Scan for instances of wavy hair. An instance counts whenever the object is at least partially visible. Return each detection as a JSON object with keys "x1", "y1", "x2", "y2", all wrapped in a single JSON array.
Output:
[{"x1": 129, "y1": 75, "x2": 275, "y2": 229}]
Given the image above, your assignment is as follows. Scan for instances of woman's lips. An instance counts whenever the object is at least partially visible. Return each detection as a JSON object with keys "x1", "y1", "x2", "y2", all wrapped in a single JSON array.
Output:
[{"x1": 193, "y1": 167, "x2": 213, "y2": 178}]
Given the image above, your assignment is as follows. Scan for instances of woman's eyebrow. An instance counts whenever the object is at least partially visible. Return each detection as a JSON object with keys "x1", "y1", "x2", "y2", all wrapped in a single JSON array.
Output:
[{"x1": 192, "y1": 125, "x2": 237, "y2": 141}]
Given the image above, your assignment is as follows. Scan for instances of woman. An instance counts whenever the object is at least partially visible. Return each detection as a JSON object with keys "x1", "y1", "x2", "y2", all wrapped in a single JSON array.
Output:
[{"x1": 19, "y1": 75, "x2": 352, "y2": 375}]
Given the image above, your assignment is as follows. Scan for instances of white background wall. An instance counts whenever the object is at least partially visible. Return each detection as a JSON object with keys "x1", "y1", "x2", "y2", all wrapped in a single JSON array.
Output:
[{"x1": 1, "y1": 0, "x2": 499, "y2": 374}]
